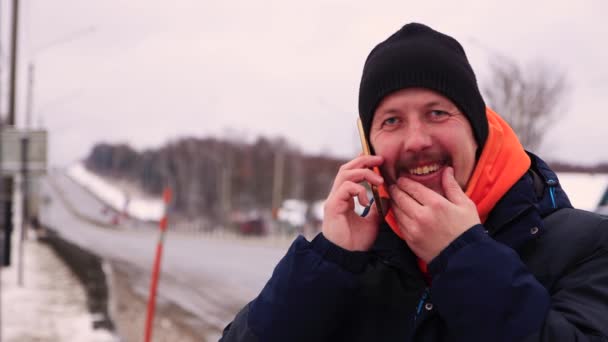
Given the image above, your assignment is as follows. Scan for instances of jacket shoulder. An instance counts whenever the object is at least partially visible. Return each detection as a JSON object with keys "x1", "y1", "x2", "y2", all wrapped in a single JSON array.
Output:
[
  {"x1": 544, "y1": 208, "x2": 607, "y2": 240},
  {"x1": 523, "y1": 208, "x2": 608, "y2": 287}
]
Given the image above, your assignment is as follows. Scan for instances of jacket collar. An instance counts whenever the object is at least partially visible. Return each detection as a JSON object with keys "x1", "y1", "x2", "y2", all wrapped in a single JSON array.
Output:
[{"x1": 485, "y1": 152, "x2": 572, "y2": 250}]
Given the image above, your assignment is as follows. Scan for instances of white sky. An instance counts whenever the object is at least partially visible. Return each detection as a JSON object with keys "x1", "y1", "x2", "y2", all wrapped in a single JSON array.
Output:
[{"x1": 1, "y1": 0, "x2": 607, "y2": 166}]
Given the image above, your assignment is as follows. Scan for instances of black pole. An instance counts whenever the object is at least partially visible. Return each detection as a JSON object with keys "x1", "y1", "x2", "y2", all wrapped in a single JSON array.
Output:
[
  {"x1": 0, "y1": 0, "x2": 3, "y2": 124},
  {"x1": 8, "y1": 0, "x2": 19, "y2": 126},
  {"x1": 0, "y1": 0, "x2": 3, "y2": 332},
  {"x1": 18, "y1": 133, "x2": 27, "y2": 286}
]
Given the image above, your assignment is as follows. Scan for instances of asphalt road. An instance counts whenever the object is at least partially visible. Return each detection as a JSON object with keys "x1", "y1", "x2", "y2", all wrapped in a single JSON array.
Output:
[{"x1": 39, "y1": 171, "x2": 289, "y2": 336}]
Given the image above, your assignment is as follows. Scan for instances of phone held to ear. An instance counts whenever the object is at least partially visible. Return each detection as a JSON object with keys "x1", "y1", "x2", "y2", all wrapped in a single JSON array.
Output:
[{"x1": 357, "y1": 118, "x2": 389, "y2": 217}]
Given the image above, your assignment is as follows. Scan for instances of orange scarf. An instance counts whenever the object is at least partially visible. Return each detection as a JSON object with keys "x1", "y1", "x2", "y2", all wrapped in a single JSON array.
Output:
[{"x1": 377, "y1": 108, "x2": 531, "y2": 275}]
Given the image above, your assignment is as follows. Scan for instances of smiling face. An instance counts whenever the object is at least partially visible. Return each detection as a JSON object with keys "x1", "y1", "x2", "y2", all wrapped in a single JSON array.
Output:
[{"x1": 369, "y1": 88, "x2": 478, "y2": 197}]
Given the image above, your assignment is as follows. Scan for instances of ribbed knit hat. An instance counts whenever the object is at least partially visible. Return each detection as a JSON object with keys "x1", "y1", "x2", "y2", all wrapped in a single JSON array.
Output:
[{"x1": 358, "y1": 23, "x2": 488, "y2": 149}]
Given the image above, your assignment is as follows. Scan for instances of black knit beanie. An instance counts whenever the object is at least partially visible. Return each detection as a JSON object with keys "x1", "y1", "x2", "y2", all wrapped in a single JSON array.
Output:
[{"x1": 358, "y1": 23, "x2": 488, "y2": 149}]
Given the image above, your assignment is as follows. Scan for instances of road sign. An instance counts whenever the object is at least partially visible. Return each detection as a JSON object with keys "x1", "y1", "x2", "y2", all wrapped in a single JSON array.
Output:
[{"x1": 1, "y1": 127, "x2": 47, "y2": 175}]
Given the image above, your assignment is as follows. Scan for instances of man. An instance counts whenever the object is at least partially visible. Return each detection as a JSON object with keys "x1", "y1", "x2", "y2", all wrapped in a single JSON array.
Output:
[{"x1": 220, "y1": 23, "x2": 608, "y2": 341}]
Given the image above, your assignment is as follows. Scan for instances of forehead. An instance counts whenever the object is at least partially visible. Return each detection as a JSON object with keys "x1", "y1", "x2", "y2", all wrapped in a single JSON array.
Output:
[{"x1": 374, "y1": 87, "x2": 460, "y2": 116}]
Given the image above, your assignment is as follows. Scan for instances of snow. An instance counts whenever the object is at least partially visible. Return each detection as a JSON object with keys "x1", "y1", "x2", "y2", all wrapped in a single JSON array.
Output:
[
  {"x1": 277, "y1": 196, "x2": 367, "y2": 226},
  {"x1": 1, "y1": 234, "x2": 117, "y2": 342},
  {"x1": 67, "y1": 163, "x2": 165, "y2": 222},
  {"x1": 556, "y1": 172, "x2": 608, "y2": 212},
  {"x1": 277, "y1": 199, "x2": 308, "y2": 226}
]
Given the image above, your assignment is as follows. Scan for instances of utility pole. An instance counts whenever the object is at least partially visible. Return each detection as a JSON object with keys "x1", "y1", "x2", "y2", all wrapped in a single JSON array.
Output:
[
  {"x1": 220, "y1": 151, "x2": 232, "y2": 229},
  {"x1": 0, "y1": 0, "x2": 3, "y2": 124},
  {"x1": 28, "y1": 25, "x2": 94, "y2": 129},
  {"x1": 25, "y1": 63, "x2": 33, "y2": 128},
  {"x1": 18, "y1": 132, "x2": 27, "y2": 286},
  {"x1": 18, "y1": 63, "x2": 34, "y2": 252},
  {"x1": 0, "y1": 0, "x2": 4, "y2": 338},
  {"x1": 8, "y1": 0, "x2": 19, "y2": 126},
  {"x1": 9, "y1": 0, "x2": 21, "y2": 287},
  {"x1": 271, "y1": 146, "x2": 285, "y2": 221}
]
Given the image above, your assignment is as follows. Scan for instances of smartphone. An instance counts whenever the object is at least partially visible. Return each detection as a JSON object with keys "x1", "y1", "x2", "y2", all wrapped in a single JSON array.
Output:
[{"x1": 357, "y1": 118, "x2": 388, "y2": 217}]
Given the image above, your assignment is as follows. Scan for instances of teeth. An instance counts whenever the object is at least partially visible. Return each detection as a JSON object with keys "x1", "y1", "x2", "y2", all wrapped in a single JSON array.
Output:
[{"x1": 409, "y1": 164, "x2": 440, "y2": 176}]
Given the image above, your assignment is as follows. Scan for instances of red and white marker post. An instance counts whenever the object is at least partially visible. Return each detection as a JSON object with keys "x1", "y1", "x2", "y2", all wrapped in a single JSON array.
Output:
[{"x1": 144, "y1": 187, "x2": 172, "y2": 342}]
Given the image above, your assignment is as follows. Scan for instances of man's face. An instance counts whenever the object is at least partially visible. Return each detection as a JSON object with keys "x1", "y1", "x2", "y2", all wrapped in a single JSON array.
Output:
[{"x1": 369, "y1": 88, "x2": 478, "y2": 197}]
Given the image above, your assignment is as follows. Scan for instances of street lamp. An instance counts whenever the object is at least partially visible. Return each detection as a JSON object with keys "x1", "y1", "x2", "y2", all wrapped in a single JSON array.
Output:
[
  {"x1": 26, "y1": 26, "x2": 96, "y2": 129},
  {"x1": 17, "y1": 25, "x2": 96, "y2": 287}
]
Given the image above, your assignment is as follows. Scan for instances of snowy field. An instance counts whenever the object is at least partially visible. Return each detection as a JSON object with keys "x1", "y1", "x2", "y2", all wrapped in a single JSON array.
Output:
[
  {"x1": 1, "y1": 235, "x2": 117, "y2": 342},
  {"x1": 67, "y1": 163, "x2": 165, "y2": 222},
  {"x1": 556, "y1": 173, "x2": 608, "y2": 212}
]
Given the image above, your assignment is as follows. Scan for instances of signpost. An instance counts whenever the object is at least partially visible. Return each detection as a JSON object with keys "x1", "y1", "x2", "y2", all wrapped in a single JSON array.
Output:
[
  {"x1": 0, "y1": 127, "x2": 47, "y2": 288},
  {"x1": 1, "y1": 128, "x2": 47, "y2": 175}
]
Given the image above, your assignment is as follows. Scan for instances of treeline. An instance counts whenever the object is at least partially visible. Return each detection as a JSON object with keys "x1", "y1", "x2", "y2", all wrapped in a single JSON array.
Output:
[
  {"x1": 548, "y1": 161, "x2": 608, "y2": 173},
  {"x1": 84, "y1": 136, "x2": 608, "y2": 224},
  {"x1": 84, "y1": 136, "x2": 345, "y2": 223}
]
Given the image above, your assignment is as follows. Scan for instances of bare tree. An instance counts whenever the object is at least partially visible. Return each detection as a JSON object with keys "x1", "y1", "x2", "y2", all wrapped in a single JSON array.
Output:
[{"x1": 482, "y1": 54, "x2": 569, "y2": 153}]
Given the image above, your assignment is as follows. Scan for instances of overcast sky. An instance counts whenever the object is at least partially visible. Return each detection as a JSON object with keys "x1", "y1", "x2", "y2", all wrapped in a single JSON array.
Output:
[{"x1": 2, "y1": 0, "x2": 607, "y2": 167}]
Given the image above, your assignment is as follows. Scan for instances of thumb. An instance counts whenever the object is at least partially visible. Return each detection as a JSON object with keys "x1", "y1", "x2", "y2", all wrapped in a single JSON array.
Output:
[{"x1": 442, "y1": 167, "x2": 466, "y2": 203}]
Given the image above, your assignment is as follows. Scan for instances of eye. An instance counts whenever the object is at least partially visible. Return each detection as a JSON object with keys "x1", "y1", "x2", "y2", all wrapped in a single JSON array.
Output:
[
  {"x1": 429, "y1": 110, "x2": 450, "y2": 121},
  {"x1": 382, "y1": 116, "x2": 400, "y2": 126}
]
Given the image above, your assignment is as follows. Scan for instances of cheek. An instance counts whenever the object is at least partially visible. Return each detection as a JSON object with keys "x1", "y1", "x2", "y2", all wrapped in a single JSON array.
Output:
[
  {"x1": 371, "y1": 137, "x2": 400, "y2": 180},
  {"x1": 449, "y1": 135, "x2": 477, "y2": 188},
  {"x1": 371, "y1": 136, "x2": 399, "y2": 160}
]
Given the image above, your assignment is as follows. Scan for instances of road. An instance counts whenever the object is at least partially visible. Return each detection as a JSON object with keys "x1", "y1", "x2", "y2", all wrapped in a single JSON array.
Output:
[{"x1": 39, "y1": 171, "x2": 290, "y2": 337}]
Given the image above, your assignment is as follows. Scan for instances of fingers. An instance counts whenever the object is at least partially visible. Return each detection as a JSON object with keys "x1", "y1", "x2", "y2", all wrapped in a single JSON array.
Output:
[
  {"x1": 386, "y1": 190, "x2": 418, "y2": 240},
  {"x1": 339, "y1": 155, "x2": 383, "y2": 172},
  {"x1": 395, "y1": 177, "x2": 443, "y2": 207},
  {"x1": 330, "y1": 155, "x2": 384, "y2": 192},
  {"x1": 388, "y1": 184, "x2": 421, "y2": 215},
  {"x1": 326, "y1": 154, "x2": 384, "y2": 214},
  {"x1": 333, "y1": 169, "x2": 383, "y2": 191},
  {"x1": 441, "y1": 167, "x2": 467, "y2": 204},
  {"x1": 395, "y1": 168, "x2": 467, "y2": 206},
  {"x1": 327, "y1": 181, "x2": 369, "y2": 212}
]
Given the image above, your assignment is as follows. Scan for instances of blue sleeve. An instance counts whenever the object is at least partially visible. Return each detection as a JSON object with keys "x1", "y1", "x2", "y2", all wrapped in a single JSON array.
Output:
[
  {"x1": 428, "y1": 225, "x2": 551, "y2": 342},
  {"x1": 226, "y1": 233, "x2": 368, "y2": 341}
]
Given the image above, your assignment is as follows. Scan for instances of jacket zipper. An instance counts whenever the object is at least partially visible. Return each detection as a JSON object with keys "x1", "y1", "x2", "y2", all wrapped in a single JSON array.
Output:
[
  {"x1": 414, "y1": 287, "x2": 430, "y2": 322},
  {"x1": 377, "y1": 256, "x2": 430, "y2": 325}
]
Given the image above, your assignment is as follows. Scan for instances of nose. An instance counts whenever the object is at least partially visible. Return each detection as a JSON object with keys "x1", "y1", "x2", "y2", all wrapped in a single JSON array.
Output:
[{"x1": 403, "y1": 120, "x2": 432, "y2": 153}]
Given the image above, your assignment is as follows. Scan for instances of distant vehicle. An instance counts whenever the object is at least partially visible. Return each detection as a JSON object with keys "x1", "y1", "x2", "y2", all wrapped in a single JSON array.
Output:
[
  {"x1": 230, "y1": 209, "x2": 267, "y2": 236},
  {"x1": 277, "y1": 199, "x2": 307, "y2": 228},
  {"x1": 238, "y1": 218, "x2": 266, "y2": 236}
]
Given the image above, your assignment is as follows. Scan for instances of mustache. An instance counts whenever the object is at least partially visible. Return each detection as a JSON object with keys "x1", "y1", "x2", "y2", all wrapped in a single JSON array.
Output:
[{"x1": 395, "y1": 151, "x2": 447, "y2": 170}]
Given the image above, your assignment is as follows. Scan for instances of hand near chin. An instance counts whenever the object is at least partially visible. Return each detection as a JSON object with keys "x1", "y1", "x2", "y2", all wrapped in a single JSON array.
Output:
[
  {"x1": 322, "y1": 155, "x2": 384, "y2": 252},
  {"x1": 388, "y1": 167, "x2": 480, "y2": 263}
]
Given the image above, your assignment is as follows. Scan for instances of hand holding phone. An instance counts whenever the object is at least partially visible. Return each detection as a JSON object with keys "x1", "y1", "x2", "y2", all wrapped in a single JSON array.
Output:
[{"x1": 357, "y1": 118, "x2": 389, "y2": 217}]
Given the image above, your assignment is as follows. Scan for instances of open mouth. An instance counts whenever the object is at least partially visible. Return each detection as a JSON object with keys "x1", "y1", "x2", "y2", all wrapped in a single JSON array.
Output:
[
  {"x1": 408, "y1": 161, "x2": 446, "y2": 176},
  {"x1": 409, "y1": 163, "x2": 441, "y2": 176}
]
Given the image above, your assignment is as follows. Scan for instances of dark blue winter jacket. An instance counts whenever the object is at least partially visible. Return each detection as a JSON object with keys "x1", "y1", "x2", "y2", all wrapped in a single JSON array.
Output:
[{"x1": 221, "y1": 154, "x2": 608, "y2": 341}]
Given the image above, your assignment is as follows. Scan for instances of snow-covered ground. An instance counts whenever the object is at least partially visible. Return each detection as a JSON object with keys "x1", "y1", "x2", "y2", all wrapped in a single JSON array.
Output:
[
  {"x1": 40, "y1": 171, "x2": 290, "y2": 339},
  {"x1": 67, "y1": 162, "x2": 371, "y2": 230},
  {"x1": 557, "y1": 172, "x2": 608, "y2": 212},
  {"x1": 1, "y1": 234, "x2": 117, "y2": 342},
  {"x1": 67, "y1": 163, "x2": 165, "y2": 222}
]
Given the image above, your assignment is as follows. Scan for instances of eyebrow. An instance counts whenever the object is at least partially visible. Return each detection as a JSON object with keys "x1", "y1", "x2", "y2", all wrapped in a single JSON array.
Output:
[
  {"x1": 378, "y1": 100, "x2": 449, "y2": 114},
  {"x1": 424, "y1": 101, "x2": 443, "y2": 107}
]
